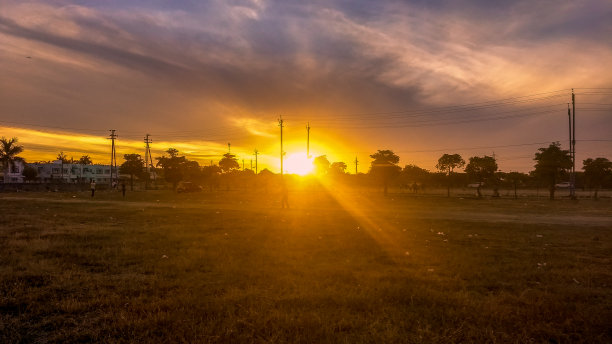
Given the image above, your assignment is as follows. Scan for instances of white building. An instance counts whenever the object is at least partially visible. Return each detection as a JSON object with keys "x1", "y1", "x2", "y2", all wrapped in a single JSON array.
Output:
[{"x1": 2, "y1": 160, "x2": 117, "y2": 184}]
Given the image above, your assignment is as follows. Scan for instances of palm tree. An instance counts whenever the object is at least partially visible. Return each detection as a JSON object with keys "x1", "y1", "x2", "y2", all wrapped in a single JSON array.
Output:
[{"x1": 1, "y1": 137, "x2": 25, "y2": 183}]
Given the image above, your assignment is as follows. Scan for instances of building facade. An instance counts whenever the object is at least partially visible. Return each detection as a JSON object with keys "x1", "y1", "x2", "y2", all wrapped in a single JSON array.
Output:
[{"x1": 2, "y1": 160, "x2": 117, "y2": 184}]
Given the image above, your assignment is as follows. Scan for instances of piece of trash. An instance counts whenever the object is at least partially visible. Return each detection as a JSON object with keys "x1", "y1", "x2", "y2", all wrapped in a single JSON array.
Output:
[
  {"x1": 443, "y1": 239, "x2": 448, "y2": 242},
  {"x1": 356, "y1": 226, "x2": 360, "y2": 230},
  {"x1": 536, "y1": 234, "x2": 543, "y2": 238},
  {"x1": 224, "y1": 233, "x2": 228, "y2": 236},
  {"x1": 72, "y1": 195, "x2": 76, "y2": 198},
  {"x1": 404, "y1": 251, "x2": 410, "y2": 256},
  {"x1": 161, "y1": 255, "x2": 168, "y2": 259},
  {"x1": 468, "y1": 234, "x2": 473, "y2": 238},
  {"x1": 573, "y1": 278, "x2": 580, "y2": 284},
  {"x1": 437, "y1": 232, "x2": 445, "y2": 236},
  {"x1": 427, "y1": 268, "x2": 434, "y2": 272}
]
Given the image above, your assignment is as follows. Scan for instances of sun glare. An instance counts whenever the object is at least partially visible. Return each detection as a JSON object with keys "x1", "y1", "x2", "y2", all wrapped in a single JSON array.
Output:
[{"x1": 284, "y1": 152, "x2": 314, "y2": 175}]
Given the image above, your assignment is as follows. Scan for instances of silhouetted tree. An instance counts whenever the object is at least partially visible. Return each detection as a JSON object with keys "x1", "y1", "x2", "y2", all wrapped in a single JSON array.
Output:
[
  {"x1": 120, "y1": 154, "x2": 145, "y2": 191},
  {"x1": 156, "y1": 148, "x2": 188, "y2": 190},
  {"x1": 436, "y1": 153, "x2": 465, "y2": 197},
  {"x1": 22, "y1": 165, "x2": 38, "y2": 182},
  {"x1": 533, "y1": 142, "x2": 572, "y2": 200},
  {"x1": 505, "y1": 171, "x2": 529, "y2": 199},
  {"x1": 219, "y1": 153, "x2": 239, "y2": 173},
  {"x1": 314, "y1": 155, "x2": 331, "y2": 175},
  {"x1": 330, "y1": 161, "x2": 347, "y2": 176},
  {"x1": 465, "y1": 156, "x2": 498, "y2": 198},
  {"x1": 583, "y1": 157, "x2": 612, "y2": 199},
  {"x1": 370, "y1": 150, "x2": 401, "y2": 195},
  {"x1": 402, "y1": 164, "x2": 430, "y2": 189},
  {"x1": 78, "y1": 155, "x2": 92, "y2": 165},
  {"x1": 55, "y1": 151, "x2": 70, "y2": 181},
  {"x1": 1, "y1": 137, "x2": 25, "y2": 182}
]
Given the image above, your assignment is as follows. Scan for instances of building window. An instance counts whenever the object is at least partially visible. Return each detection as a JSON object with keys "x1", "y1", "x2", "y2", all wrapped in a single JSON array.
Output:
[
  {"x1": 52, "y1": 168, "x2": 60, "y2": 173},
  {"x1": 105, "y1": 169, "x2": 110, "y2": 174},
  {"x1": 96, "y1": 169, "x2": 103, "y2": 174}
]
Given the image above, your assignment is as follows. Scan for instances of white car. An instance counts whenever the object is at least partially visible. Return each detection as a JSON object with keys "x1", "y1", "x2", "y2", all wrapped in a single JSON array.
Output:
[{"x1": 555, "y1": 182, "x2": 571, "y2": 188}]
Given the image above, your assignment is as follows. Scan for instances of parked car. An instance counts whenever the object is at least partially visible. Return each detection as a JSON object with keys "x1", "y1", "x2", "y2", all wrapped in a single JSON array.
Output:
[
  {"x1": 176, "y1": 182, "x2": 203, "y2": 193},
  {"x1": 555, "y1": 182, "x2": 571, "y2": 188}
]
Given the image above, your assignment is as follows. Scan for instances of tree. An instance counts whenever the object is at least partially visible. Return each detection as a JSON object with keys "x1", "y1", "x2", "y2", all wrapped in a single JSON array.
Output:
[
  {"x1": 583, "y1": 157, "x2": 612, "y2": 199},
  {"x1": 219, "y1": 153, "x2": 239, "y2": 173},
  {"x1": 505, "y1": 171, "x2": 529, "y2": 199},
  {"x1": 465, "y1": 156, "x2": 498, "y2": 198},
  {"x1": 330, "y1": 161, "x2": 347, "y2": 175},
  {"x1": 156, "y1": 148, "x2": 188, "y2": 190},
  {"x1": 314, "y1": 155, "x2": 331, "y2": 175},
  {"x1": 369, "y1": 150, "x2": 401, "y2": 195},
  {"x1": 1, "y1": 137, "x2": 25, "y2": 183},
  {"x1": 436, "y1": 153, "x2": 465, "y2": 197},
  {"x1": 78, "y1": 155, "x2": 92, "y2": 165},
  {"x1": 22, "y1": 165, "x2": 38, "y2": 182},
  {"x1": 56, "y1": 151, "x2": 70, "y2": 181},
  {"x1": 119, "y1": 154, "x2": 145, "y2": 191},
  {"x1": 533, "y1": 142, "x2": 572, "y2": 200}
]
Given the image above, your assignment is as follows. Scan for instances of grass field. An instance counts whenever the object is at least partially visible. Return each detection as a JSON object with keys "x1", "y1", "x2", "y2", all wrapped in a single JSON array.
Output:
[{"x1": 1, "y1": 188, "x2": 611, "y2": 343}]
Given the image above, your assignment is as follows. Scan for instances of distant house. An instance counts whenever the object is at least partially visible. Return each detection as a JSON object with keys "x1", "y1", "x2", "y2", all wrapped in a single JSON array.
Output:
[
  {"x1": 1, "y1": 161, "x2": 25, "y2": 183},
  {"x1": 2, "y1": 160, "x2": 117, "y2": 184}
]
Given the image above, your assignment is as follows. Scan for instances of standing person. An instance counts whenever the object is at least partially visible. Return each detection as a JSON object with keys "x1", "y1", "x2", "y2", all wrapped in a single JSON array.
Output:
[
  {"x1": 281, "y1": 178, "x2": 289, "y2": 209},
  {"x1": 121, "y1": 181, "x2": 126, "y2": 198},
  {"x1": 90, "y1": 179, "x2": 96, "y2": 197}
]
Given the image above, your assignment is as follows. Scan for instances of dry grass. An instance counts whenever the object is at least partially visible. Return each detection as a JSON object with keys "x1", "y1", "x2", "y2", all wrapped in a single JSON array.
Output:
[{"x1": 1, "y1": 189, "x2": 611, "y2": 343}]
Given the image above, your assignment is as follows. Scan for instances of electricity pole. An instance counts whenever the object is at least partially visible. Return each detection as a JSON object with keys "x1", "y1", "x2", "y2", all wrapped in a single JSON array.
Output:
[
  {"x1": 242, "y1": 159, "x2": 245, "y2": 171},
  {"x1": 254, "y1": 149, "x2": 259, "y2": 174},
  {"x1": 108, "y1": 129, "x2": 118, "y2": 187},
  {"x1": 306, "y1": 122, "x2": 311, "y2": 159},
  {"x1": 228, "y1": 142, "x2": 231, "y2": 154},
  {"x1": 354, "y1": 156, "x2": 359, "y2": 174},
  {"x1": 144, "y1": 134, "x2": 153, "y2": 189},
  {"x1": 278, "y1": 116, "x2": 284, "y2": 176},
  {"x1": 570, "y1": 89, "x2": 576, "y2": 199}
]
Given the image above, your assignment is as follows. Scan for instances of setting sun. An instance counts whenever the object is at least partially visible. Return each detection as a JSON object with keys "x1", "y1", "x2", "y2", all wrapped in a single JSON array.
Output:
[{"x1": 284, "y1": 152, "x2": 314, "y2": 175}]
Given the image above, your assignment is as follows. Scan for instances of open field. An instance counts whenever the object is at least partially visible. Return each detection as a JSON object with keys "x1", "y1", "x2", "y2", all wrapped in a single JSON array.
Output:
[{"x1": 1, "y1": 189, "x2": 611, "y2": 343}]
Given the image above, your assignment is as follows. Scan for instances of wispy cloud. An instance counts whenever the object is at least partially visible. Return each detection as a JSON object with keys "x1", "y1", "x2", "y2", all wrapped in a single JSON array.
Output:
[{"x1": 0, "y1": 0, "x2": 610, "y2": 171}]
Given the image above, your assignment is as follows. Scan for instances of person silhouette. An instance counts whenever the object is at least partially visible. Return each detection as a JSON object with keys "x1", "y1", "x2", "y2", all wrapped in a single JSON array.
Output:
[{"x1": 281, "y1": 178, "x2": 289, "y2": 209}]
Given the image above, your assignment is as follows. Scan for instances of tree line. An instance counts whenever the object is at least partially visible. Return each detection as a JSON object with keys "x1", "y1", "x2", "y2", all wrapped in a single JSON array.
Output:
[{"x1": 2, "y1": 137, "x2": 611, "y2": 199}]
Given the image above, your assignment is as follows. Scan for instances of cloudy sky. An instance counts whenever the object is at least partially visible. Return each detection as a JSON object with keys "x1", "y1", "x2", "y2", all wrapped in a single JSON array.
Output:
[{"x1": 1, "y1": 0, "x2": 611, "y2": 172}]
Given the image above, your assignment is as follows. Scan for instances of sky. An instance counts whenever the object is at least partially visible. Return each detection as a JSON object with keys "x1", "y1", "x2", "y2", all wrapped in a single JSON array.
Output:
[{"x1": 1, "y1": 0, "x2": 611, "y2": 173}]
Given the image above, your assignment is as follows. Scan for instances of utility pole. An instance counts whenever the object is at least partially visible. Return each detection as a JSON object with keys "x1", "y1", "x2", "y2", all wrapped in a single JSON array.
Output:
[
  {"x1": 570, "y1": 89, "x2": 577, "y2": 199},
  {"x1": 254, "y1": 149, "x2": 259, "y2": 174},
  {"x1": 228, "y1": 142, "x2": 231, "y2": 154},
  {"x1": 568, "y1": 103, "x2": 573, "y2": 198},
  {"x1": 108, "y1": 130, "x2": 118, "y2": 187},
  {"x1": 306, "y1": 122, "x2": 311, "y2": 159},
  {"x1": 144, "y1": 134, "x2": 153, "y2": 189},
  {"x1": 278, "y1": 116, "x2": 284, "y2": 176},
  {"x1": 250, "y1": 159, "x2": 253, "y2": 171},
  {"x1": 242, "y1": 159, "x2": 245, "y2": 171},
  {"x1": 355, "y1": 156, "x2": 359, "y2": 174}
]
